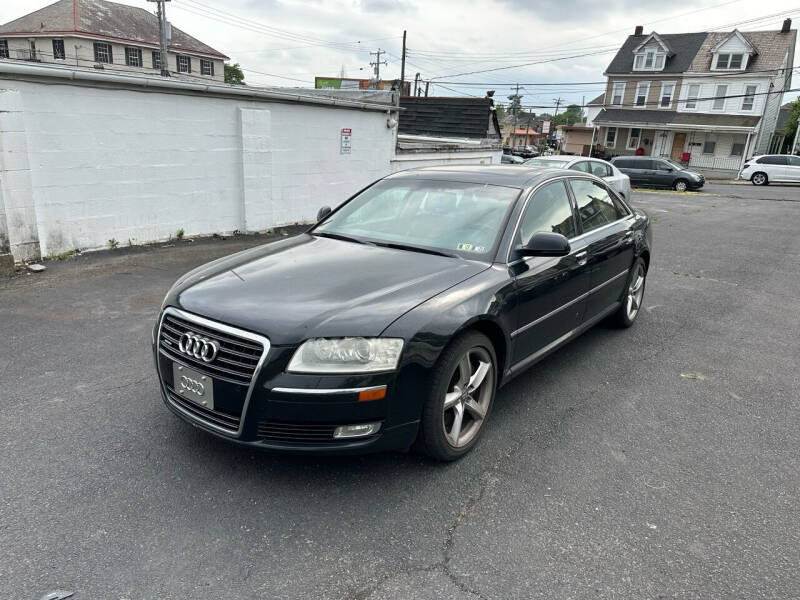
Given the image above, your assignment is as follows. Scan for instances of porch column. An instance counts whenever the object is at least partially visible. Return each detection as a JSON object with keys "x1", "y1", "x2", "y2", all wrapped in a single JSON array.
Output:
[{"x1": 737, "y1": 131, "x2": 752, "y2": 178}]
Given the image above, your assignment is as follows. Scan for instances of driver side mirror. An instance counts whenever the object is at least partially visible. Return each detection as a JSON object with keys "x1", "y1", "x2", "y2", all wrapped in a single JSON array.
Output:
[
  {"x1": 516, "y1": 231, "x2": 571, "y2": 257},
  {"x1": 316, "y1": 206, "x2": 332, "y2": 222}
]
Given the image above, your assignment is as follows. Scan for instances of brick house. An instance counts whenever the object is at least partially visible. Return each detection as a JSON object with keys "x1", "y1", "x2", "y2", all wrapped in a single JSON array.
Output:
[
  {"x1": 592, "y1": 21, "x2": 796, "y2": 176},
  {"x1": 0, "y1": 0, "x2": 227, "y2": 82}
]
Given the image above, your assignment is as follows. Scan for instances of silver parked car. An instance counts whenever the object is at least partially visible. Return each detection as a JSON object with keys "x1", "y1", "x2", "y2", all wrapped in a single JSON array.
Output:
[{"x1": 525, "y1": 156, "x2": 632, "y2": 200}]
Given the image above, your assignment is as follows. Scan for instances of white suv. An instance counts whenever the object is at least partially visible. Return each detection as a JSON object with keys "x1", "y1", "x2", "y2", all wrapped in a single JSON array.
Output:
[{"x1": 739, "y1": 154, "x2": 800, "y2": 185}]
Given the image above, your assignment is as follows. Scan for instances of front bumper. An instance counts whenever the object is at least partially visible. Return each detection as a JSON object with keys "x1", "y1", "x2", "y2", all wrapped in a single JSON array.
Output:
[{"x1": 153, "y1": 307, "x2": 421, "y2": 455}]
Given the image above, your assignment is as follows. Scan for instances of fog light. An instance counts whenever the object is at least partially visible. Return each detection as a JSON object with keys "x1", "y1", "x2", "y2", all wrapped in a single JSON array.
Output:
[{"x1": 333, "y1": 422, "x2": 382, "y2": 439}]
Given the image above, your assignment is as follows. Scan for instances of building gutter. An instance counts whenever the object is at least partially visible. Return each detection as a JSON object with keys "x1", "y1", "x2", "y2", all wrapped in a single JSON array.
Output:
[
  {"x1": 594, "y1": 120, "x2": 758, "y2": 132},
  {"x1": 0, "y1": 62, "x2": 398, "y2": 112}
]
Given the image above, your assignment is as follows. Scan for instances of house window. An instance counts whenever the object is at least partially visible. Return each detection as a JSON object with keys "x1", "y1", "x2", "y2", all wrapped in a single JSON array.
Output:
[
  {"x1": 94, "y1": 42, "x2": 113, "y2": 63},
  {"x1": 634, "y1": 50, "x2": 665, "y2": 71},
  {"x1": 685, "y1": 84, "x2": 700, "y2": 109},
  {"x1": 635, "y1": 81, "x2": 650, "y2": 107},
  {"x1": 125, "y1": 47, "x2": 142, "y2": 67},
  {"x1": 730, "y1": 135, "x2": 746, "y2": 156},
  {"x1": 177, "y1": 54, "x2": 191, "y2": 73},
  {"x1": 611, "y1": 82, "x2": 625, "y2": 105},
  {"x1": 605, "y1": 127, "x2": 617, "y2": 148},
  {"x1": 200, "y1": 59, "x2": 214, "y2": 76},
  {"x1": 627, "y1": 128, "x2": 642, "y2": 150},
  {"x1": 152, "y1": 50, "x2": 162, "y2": 70},
  {"x1": 660, "y1": 82, "x2": 675, "y2": 108},
  {"x1": 741, "y1": 85, "x2": 757, "y2": 111},
  {"x1": 52, "y1": 39, "x2": 66, "y2": 60},
  {"x1": 715, "y1": 53, "x2": 744, "y2": 69},
  {"x1": 0, "y1": 40, "x2": 8, "y2": 59},
  {"x1": 712, "y1": 84, "x2": 728, "y2": 110},
  {"x1": 703, "y1": 133, "x2": 717, "y2": 154}
]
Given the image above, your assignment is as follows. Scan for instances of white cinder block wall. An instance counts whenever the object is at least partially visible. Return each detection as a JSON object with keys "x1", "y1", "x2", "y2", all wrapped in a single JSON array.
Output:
[{"x1": 0, "y1": 73, "x2": 396, "y2": 260}]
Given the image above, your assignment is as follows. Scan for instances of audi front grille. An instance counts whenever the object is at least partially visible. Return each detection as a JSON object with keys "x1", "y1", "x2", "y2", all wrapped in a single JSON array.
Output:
[
  {"x1": 157, "y1": 308, "x2": 269, "y2": 435},
  {"x1": 257, "y1": 421, "x2": 339, "y2": 444},
  {"x1": 159, "y1": 313, "x2": 263, "y2": 385}
]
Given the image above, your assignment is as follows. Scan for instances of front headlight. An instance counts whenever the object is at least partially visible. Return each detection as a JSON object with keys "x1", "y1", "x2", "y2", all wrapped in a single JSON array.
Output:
[{"x1": 287, "y1": 337, "x2": 404, "y2": 374}]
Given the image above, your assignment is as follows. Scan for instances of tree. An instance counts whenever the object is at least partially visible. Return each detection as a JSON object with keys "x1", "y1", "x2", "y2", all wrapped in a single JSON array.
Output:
[
  {"x1": 782, "y1": 98, "x2": 800, "y2": 152},
  {"x1": 224, "y1": 63, "x2": 245, "y2": 85},
  {"x1": 552, "y1": 104, "x2": 585, "y2": 127},
  {"x1": 495, "y1": 102, "x2": 506, "y2": 121},
  {"x1": 507, "y1": 93, "x2": 523, "y2": 119}
]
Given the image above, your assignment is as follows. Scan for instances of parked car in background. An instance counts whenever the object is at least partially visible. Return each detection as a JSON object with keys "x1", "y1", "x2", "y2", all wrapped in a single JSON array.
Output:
[
  {"x1": 154, "y1": 166, "x2": 652, "y2": 461},
  {"x1": 503, "y1": 146, "x2": 513, "y2": 154},
  {"x1": 512, "y1": 146, "x2": 537, "y2": 159},
  {"x1": 501, "y1": 153, "x2": 526, "y2": 164},
  {"x1": 525, "y1": 156, "x2": 632, "y2": 200},
  {"x1": 611, "y1": 156, "x2": 704, "y2": 192},
  {"x1": 739, "y1": 154, "x2": 800, "y2": 185}
]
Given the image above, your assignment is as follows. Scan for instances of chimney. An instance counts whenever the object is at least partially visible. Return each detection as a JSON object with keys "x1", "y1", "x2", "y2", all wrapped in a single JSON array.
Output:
[
  {"x1": 781, "y1": 18, "x2": 791, "y2": 33},
  {"x1": 634, "y1": 25, "x2": 644, "y2": 36}
]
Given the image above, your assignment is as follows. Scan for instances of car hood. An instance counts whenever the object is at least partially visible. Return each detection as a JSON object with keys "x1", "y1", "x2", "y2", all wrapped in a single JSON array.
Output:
[{"x1": 169, "y1": 234, "x2": 489, "y2": 345}]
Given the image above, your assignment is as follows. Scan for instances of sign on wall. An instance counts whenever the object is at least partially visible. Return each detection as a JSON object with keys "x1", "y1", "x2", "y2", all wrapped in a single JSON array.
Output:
[
  {"x1": 541, "y1": 120, "x2": 551, "y2": 134},
  {"x1": 341, "y1": 128, "x2": 352, "y2": 154}
]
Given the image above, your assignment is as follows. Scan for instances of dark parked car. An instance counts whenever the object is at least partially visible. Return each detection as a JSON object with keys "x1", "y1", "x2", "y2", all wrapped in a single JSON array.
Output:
[
  {"x1": 512, "y1": 146, "x2": 538, "y2": 159},
  {"x1": 611, "y1": 156, "x2": 705, "y2": 191},
  {"x1": 154, "y1": 166, "x2": 652, "y2": 460}
]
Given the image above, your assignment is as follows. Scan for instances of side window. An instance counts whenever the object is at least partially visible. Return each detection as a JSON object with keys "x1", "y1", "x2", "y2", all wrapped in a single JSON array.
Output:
[
  {"x1": 614, "y1": 159, "x2": 633, "y2": 169},
  {"x1": 654, "y1": 161, "x2": 672, "y2": 171},
  {"x1": 638, "y1": 159, "x2": 655, "y2": 170},
  {"x1": 758, "y1": 156, "x2": 788, "y2": 165},
  {"x1": 570, "y1": 162, "x2": 592, "y2": 173},
  {"x1": 518, "y1": 181, "x2": 577, "y2": 244},
  {"x1": 570, "y1": 179, "x2": 627, "y2": 233},
  {"x1": 590, "y1": 162, "x2": 612, "y2": 178},
  {"x1": 788, "y1": 156, "x2": 800, "y2": 167}
]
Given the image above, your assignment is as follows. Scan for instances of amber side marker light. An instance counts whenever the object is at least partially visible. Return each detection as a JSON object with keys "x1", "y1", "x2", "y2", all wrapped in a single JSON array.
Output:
[{"x1": 358, "y1": 386, "x2": 387, "y2": 402}]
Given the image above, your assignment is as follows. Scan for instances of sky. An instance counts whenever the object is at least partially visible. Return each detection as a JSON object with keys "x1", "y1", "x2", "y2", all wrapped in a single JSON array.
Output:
[{"x1": 2, "y1": 0, "x2": 799, "y2": 110}]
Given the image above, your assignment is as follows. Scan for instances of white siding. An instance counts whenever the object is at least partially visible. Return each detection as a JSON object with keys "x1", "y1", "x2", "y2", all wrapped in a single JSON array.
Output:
[
  {"x1": 676, "y1": 76, "x2": 770, "y2": 115},
  {"x1": 0, "y1": 77, "x2": 396, "y2": 260}
]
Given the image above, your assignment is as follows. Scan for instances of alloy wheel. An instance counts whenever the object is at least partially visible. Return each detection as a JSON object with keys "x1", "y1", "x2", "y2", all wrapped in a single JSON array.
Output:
[
  {"x1": 626, "y1": 262, "x2": 646, "y2": 321},
  {"x1": 752, "y1": 173, "x2": 766, "y2": 185},
  {"x1": 674, "y1": 180, "x2": 688, "y2": 192},
  {"x1": 442, "y1": 347, "x2": 494, "y2": 448}
]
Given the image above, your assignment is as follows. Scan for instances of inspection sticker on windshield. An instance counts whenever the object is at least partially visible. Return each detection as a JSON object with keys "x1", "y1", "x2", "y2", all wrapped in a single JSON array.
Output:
[
  {"x1": 457, "y1": 242, "x2": 474, "y2": 251},
  {"x1": 474, "y1": 245, "x2": 487, "y2": 253}
]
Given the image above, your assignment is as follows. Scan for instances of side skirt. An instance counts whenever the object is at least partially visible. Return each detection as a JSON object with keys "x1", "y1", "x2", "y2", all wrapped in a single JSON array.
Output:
[{"x1": 503, "y1": 301, "x2": 621, "y2": 383}]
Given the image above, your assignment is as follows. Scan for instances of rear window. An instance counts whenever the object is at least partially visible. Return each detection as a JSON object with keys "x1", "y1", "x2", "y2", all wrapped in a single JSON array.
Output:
[
  {"x1": 590, "y1": 162, "x2": 613, "y2": 177},
  {"x1": 757, "y1": 156, "x2": 788, "y2": 165},
  {"x1": 613, "y1": 158, "x2": 637, "y2": 169},
  {"x1": 527, "y1": 158, "x2": 571, "y2": 168}
]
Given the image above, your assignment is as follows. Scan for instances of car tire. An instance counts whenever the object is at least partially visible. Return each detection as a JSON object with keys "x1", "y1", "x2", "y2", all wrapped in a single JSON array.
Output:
[
  {"x1": 673, "y1": 179, "x2": 689, "y2": 192},
  {"x1": 751, "y1": 172, "x2": 768, "y2": 186},
  {"x1": 610, "y1": 258, "x2": 647, "y2": 328},
  {"x1": 415, "y1": 331, "x2": 497, "y2": 461}
]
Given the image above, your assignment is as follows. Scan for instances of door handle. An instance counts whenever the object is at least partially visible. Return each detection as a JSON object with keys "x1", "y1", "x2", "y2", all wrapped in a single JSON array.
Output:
[{"x1": 575, "y1": 251, "x2": 588, "y2": 266}]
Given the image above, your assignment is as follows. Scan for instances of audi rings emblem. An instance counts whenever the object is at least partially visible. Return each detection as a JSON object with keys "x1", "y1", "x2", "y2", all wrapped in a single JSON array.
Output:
[
  {"x1": 179, "y1": 375, "x2": 205, "y2": 396},
  {"x1": 178, "y1": 332, "x2": 220, "y2": 363}
]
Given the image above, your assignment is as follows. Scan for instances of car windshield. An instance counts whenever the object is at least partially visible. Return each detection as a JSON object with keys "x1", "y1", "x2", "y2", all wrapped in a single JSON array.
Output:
[
  {"x1": 314, "y1": 179, "x2": 521, "y2": 258},
  {"x1": 526, "y1": 158, "x2": 570, "y2": 167}
]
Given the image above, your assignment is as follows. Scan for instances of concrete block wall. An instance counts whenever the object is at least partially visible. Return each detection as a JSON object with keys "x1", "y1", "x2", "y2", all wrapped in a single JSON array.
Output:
[{"x1": 0, "y1": 77, "x2": 396, "y2": 260}]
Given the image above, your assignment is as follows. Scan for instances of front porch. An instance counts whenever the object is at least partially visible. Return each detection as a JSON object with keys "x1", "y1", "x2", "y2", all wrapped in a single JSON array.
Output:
[{"x1": 591, "y1": 109, "x2": 761, "y2": 179}]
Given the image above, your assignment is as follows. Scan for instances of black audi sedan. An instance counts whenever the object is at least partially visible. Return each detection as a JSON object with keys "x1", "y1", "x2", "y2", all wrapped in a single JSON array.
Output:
[{"x1": 154, "y1": 166, "x2": 652, "y2": 460}]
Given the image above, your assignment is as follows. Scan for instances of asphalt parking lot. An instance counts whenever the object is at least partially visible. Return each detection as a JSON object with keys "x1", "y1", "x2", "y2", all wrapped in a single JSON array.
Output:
[{"x1": 1, "y1": 182, "x2": 799, "y2": 599}]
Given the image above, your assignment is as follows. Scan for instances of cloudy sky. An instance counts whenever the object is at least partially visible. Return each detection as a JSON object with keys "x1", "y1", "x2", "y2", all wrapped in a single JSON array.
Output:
[{"x1": 2, "y1": 0, "x2": 798, "y2": 109}]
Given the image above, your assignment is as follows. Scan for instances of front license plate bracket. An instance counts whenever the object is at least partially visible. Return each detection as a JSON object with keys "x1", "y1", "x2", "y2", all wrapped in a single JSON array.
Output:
[{"x1": 172, "y1": 362, "x2": 215, "y2": 410}]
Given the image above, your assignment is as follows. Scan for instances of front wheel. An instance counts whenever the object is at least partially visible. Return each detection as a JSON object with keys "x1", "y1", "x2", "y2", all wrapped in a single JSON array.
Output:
[
  {"x1": 610, "y1": 258, "x2": 647, "y2": 328},
  {"x1": 673, "y1": 179, "x2": 688, "y2": 192},
  {"x1": 751, "y1": 172, "x2": 768, "y2": 186},
  {"x1": 416, "y1": 331, "x2": 496, "y2": 461}
]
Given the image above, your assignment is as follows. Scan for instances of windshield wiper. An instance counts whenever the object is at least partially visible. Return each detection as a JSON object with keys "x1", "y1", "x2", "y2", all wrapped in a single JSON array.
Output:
[
  {"x1": 371, "y1": 241, "x2": 457, "y2": 258},
  {"x1": 312, "y1": 231, "x2": 368, "y2": 245}
]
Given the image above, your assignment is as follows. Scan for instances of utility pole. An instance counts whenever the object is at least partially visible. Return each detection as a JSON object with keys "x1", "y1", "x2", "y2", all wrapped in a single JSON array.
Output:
[
  {"x1": 370, "y1": 48, "x2": 388, "y2": 81},
  {"x1": 147, "y1": 0, "x2": 171, "y2": 77},
  {"x1": 512, "y1": 83, "x2": 522, "y2": 147},
  {"x1": 400, "y1": 31, "x2": 407, "y2": 96},
  {"x1": 553, "y1": 97, "x2": 564, "y2": 118},
  {"x1": 424, "y1": 81, "x2": 430, "y2": 97},
  {"x1": 413, "y1": 72, "x2": 420, "y2": 96}
]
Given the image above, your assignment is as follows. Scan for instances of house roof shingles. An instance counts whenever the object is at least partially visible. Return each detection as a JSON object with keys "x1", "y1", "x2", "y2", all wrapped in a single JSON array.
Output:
[
  {"x1": 399, "y1": 97, "x2": 501, "y2": 140},
  {"x1": 687, "y1": 29, "x2": 796, "y2": 75},
  {"x1": 605, "y1": 32, "x2": 708, "y2": 74},
  {"x1": 0, "y1": 0, "x2": 228, "y2": 59},
  {"x1": 593, "y1": 108, "x2": 761, "y2": 129}
]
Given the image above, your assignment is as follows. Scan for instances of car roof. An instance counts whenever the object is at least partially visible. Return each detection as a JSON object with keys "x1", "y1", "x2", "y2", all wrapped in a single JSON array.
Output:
[{"x1": 385, "y1": 165, "x2": 570, "y2": 188}]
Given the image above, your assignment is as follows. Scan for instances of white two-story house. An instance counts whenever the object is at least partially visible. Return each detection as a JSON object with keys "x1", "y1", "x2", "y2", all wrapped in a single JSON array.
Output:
[
  {"x1": 592, "y1": 21, "x2": 796, "y2": 176},
  {"x1": 0, "y1": 0, "x2": 228, "y2": 82}
]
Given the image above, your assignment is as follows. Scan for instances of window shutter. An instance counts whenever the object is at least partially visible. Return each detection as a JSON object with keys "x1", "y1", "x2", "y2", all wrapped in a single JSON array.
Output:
[{"x1": 108, "y1": 45, "x2": 113, "y2": 64}]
